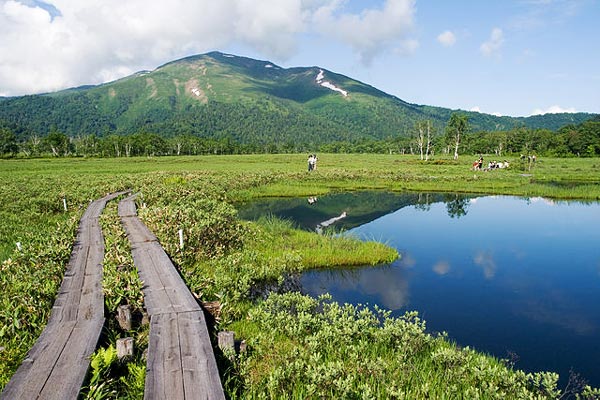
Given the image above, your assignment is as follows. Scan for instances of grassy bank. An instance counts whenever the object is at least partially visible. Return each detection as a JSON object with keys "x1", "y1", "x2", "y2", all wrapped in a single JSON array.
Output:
[{"x1": 1, "y1": 154, "x2": 600, "y2": 398}]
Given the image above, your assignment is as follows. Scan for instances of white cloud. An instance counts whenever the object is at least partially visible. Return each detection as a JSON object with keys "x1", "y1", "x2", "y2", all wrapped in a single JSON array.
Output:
[
  {"x1": 313, "y1": 0, "x2": 417, "y2": 65},
  {"x1": 480, "y1": 27, "x2": 504, "y2": 57},
  {"x1": 531, "y1": 105, "x2": 577, "y2": 115},
  {"x1": 233, "y1": 0, "x2": 306, "y2": 59},
  {"x1": 0, "y1": 0, "x2": 417, "y2": 95},
  {"x1": 437, "y1": 30, "x2": 456, "y2": 47},
  {"x1": 1, "y1": 0, "x2": 237, "y2": 95},
  {"x1": 394, "y1": 38, "x2": 419, "y2": 56},
  {"x1": 469, "y1": 106, "x2": 502, "y2": 116}
]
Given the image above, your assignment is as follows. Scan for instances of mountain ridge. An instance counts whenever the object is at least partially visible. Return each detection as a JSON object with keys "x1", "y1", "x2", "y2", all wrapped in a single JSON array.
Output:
[{"x1": 0, "y1": 51, "x2": 595, "y2": 145}]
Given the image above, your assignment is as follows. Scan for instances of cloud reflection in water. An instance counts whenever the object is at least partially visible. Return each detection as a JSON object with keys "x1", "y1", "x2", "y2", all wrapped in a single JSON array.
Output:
[
  {"x1": 473, "y1": 250, "x2": 497, "y2": 279},
  {"x1": 302, "y1": 261, "x2": 410, "y2": 311}
]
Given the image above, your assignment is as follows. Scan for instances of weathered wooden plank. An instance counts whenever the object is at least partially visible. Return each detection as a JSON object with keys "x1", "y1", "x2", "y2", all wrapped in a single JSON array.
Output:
[
  {"x1": 52, "y1": 244, "x2": 90, "y2": 322},
  {"x1": 122, "y1": 215, "x2": 159, "y2": 244},
  {"x1": 130, "y1": 246, "x2": 175, "y2": 315},
  {"x1": 49, "y1": 245, "x2": 88, "y2": 321},
  {"x1": 0, "y1": 318, "x2": 104, "y2": 399},
  {"x1": 143, "y1": 244, "x2": 200, "y2": 313},
  {"x1": 145, "y1": 313, "x2": 185, "y2": 400},
  {"x1": 87, "y1": 218, "x2": 105, "y2": 246},
  {"x1": 118, "y1": 195, "x2": 138, "y2": 218},
  {"x1": 179, "y1": 311, "x2": 225, "y2": 400},
  {"x1": 130, "y1": 243, "x2": 198, "y2": 315},
  {"x1": 119, "y1": 196, "x2": 225, "y2": 400},
  {"x1": 38, "y1": 318, "x2": 105, "y2": 400},
  {"x1": 79, "y1": 243, "x2": 105, "y2": 319},
  {"x1": 1, "y1": 192, "x2": 126, "y2": 400},
  {"x1": 0, "y1": 320, "x2": 76, "y2": 399}
]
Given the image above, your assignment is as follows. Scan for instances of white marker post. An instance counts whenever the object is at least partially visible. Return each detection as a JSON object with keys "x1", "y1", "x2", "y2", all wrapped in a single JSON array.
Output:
[
  {"x1": 63, "y1": 198, "x2": 67, "y2": 212},
  {"x1": 178, "y1": 229, "x2": 184, "y2": 250}
]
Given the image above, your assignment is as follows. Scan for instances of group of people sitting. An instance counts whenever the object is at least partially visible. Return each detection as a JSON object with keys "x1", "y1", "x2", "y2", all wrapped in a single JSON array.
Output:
[{"x1": 472, "y1": 156, "x2": 510, "y2": 171}]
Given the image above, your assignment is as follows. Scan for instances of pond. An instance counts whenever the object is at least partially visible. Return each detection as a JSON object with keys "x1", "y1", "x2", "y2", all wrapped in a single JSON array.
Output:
[{"x1": 237, "y1": 192, "x2": 600, "y2": 387}]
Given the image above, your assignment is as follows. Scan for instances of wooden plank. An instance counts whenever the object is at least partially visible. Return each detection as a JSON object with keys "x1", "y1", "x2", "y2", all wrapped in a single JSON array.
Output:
[
  {"x1": 1, "y1": 192, "x2": 126, "y2": 400},
  {"x1": 119, "y1": 196, "x2": 225, "y2": 399},
  {"x1": 79, "y1": 243, "x2": 105, "y2": 319},
  {"x1": 130, "y1": 245, "x2": 176, "y2": 315},
  {"x1": 121, "y1": 215, "x2": 158, "y2": 244},
  {"x1": 38, "y1": 318, "x2": 105, "y2": 400},
  {"x1": 118, "y1": 195, "x2": 138, "y2": 218},
  {"x1": 179, "y1": 311, "x2": 225, "y2": 400},
  {"x1": 143, "y1": 244, "x2": 200, "y2": 313},
  {"x1": 52, "y1": 244, "x2": 90, "y2": 323},
  {"x1": 130, "y1": 243, "x2": 199, "y2": 315},
  {"x1": 0, "y1": 321, "x2": 76, "y2": 399},
  {"x1": 145, "y1": 313, "x2": 185, "y2": 400},
  {"x1": 0, "y1": 317, "x2": 103, "y2": 400}
]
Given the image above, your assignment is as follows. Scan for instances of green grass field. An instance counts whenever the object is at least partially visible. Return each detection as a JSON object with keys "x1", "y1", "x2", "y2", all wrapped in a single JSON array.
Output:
[{"x1": 1, "y1": 154, "x2": 600, "y2": 398}]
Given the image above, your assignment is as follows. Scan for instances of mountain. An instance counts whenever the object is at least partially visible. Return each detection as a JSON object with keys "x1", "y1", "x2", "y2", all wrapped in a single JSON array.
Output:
[{"x1": 0, "y1": 51, "x2": 595, "y2": 145}]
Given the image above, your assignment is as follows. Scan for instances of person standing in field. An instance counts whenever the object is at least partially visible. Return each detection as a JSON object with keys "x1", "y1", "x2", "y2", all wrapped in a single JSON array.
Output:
[{"x1": 308, "y1": 154, "x2": 317, "y2": 171}]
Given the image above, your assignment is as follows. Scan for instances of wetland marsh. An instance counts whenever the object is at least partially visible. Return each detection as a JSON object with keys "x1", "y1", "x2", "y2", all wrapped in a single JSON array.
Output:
[{"x1": 2, "y1": 154, "x2": 600, "y2": 398}]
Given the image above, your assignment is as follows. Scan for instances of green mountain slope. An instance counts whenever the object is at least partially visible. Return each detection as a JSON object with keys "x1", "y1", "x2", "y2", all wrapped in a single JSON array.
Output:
[{"x1": 0, "y1": 52, "x2": 595, "y2": 144}]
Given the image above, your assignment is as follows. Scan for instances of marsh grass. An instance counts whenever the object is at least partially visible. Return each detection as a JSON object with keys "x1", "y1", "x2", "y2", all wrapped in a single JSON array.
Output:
[
  {"x1": 249, "y1": 215, "x2": 397, "y2": 268},
  {"x1": 2, "y1": 154, "x2": 600, "y2": 397}
]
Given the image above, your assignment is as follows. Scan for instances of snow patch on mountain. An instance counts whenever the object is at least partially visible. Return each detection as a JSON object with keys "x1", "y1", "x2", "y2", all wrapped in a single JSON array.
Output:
[{"x1": 315, "y1": 69, "x2": 348, "y2": 97}]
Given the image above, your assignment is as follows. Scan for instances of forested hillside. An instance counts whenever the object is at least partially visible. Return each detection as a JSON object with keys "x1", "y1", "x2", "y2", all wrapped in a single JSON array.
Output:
[{"x1": 0, "y1": 52, "x2": 595, "y2": 147}]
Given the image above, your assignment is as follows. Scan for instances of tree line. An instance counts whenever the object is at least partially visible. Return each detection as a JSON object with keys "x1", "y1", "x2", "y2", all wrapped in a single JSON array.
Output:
[{"x1": 1, "y1": 114, "x2": 599, "y2": 158}]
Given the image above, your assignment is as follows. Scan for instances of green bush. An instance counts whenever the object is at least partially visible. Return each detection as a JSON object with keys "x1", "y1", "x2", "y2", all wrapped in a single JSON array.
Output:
[
  {"x1": 232, "y1": 292, "x2": 568, "y2": 399},
  {"x1": 140, "y1": 198, "x2": 247, "y2": 262}
]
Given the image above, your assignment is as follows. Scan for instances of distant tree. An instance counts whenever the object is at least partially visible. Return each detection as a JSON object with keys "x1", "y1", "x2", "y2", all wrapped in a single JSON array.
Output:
[
  {"x1": 170, "y1": 135, "x2": 187, "y2": 156},
  {"x1": 562, "y1": 121, "x2": 600, "y2": 156},
  {"x1": 445, "y1": 113, "x2": 469, "y2": 160},
  {"x1": 43, "y1": 130, "x2": 71, "y2": 156},
  {"x1": 415, "y1": 120, "x2": 434, "y2": 161},
  {"x1": 21, "y1": 134, "x2": 42, "y2": 157},
  {"x1": 99, "y1": 134, "x2": 124, "y2": 157},
  {"x1": 493, "y1": 131, "x2": 507, "y2": 156},
  {"x1": 130, "y1": 132, "x2": 167, "y2": 156},
  {"x1": 73, "y1": 134, "x2": 99, "y2": 157},
  {"x1": 0, "y1": 127, "x2": 18, "y2": 156}
]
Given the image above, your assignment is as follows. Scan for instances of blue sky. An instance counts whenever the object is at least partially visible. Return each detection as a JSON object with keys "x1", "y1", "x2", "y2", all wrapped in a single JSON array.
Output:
[{"x1": 1, "y1": 0, "x2": 598, "y2": 117}]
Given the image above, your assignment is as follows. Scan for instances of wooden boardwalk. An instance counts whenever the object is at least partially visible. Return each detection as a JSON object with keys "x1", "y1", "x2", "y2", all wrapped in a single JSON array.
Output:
[
  {"x1": 1, "y1": 192, "x2": 125, "y2": 400},
  {"x1": 118, "y1": 195, "x2": 225, "y2": 400}
]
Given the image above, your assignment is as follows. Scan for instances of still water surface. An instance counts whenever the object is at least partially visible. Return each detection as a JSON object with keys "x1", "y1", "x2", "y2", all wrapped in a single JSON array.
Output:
[{"x1": 238, "y1": 192, "x2": 600, "y2": 386}]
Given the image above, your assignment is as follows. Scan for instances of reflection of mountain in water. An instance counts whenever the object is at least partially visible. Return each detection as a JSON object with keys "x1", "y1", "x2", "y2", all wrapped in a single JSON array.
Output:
[{"x1": 236, "y1": 191, "x2": 475, "y2": 232}]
